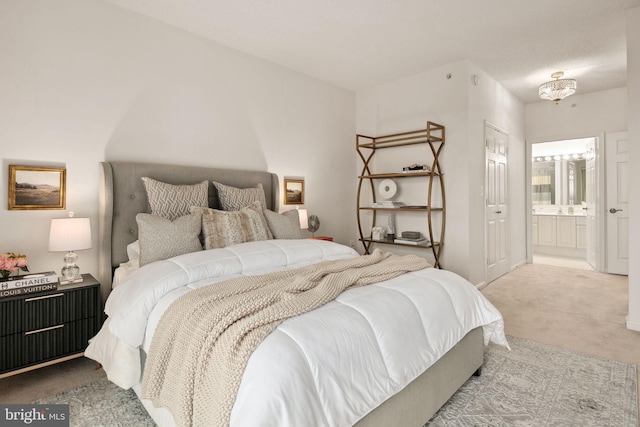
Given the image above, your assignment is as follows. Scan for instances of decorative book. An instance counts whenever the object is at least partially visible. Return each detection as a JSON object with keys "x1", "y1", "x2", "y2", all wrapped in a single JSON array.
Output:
[
  {"x1": 372, "y1": 201, "x2": 405, "y2": 208},
  {"x1": 394, "y1": 237, "x2": 428, "y2": 245},
  {"x1": 0, "y1": 271, "x2": 59, "y2": 299},
  {"x1": 401, "y1": 231, "x2": 422, "y2": 239},
  {"x1": 402, "y1": 164, "x2": 431, "y2": 173}
]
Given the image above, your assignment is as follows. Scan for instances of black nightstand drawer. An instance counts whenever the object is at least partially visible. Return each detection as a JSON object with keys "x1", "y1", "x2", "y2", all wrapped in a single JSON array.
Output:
[
  {"x1": 0, "y1": 286, "x2": 99, "y2": 336},
  {"x1": 0, "y1": 274, "x2": 103, "y2": 378},
  {"x1": 0, "y1": 317, "x2": 100, "y2": 373}
]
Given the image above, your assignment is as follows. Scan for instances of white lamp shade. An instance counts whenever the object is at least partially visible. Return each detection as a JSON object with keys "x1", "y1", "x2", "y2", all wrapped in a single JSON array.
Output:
[
  {"x1": 49, "y1": 218, "x2": 92, "y2": 252},
  {"x1": 297, "y1": 209, "x2": 309, "y2": 229}
]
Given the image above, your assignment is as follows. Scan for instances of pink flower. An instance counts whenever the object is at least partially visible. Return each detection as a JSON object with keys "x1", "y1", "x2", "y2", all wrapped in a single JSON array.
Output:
[
  {"x1": 0, "y1": 254, "x2": 14, "y2": 270},
  {"x1": 0, "y1": 252, "x2": 28, "y2": 278}
]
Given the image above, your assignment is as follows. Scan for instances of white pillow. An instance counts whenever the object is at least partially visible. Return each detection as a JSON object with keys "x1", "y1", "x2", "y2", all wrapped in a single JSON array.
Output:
[{"x1": 126, "y1": 240, "x2": 141, "y2": 268}]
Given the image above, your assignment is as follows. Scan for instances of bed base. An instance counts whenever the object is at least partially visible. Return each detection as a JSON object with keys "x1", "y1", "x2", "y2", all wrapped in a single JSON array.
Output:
[
  {"x1": 356, "y1": 326, "x2": 483, "y2": 426},
  {"x1": 134, "y1": 327, "x2": 483, "y2": 427}
]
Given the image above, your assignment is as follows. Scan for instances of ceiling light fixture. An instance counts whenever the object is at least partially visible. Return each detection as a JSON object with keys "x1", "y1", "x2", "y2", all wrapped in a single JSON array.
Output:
[
  {"x1": 538, "y1": 71, "x2": 577, "y2": 103},
  {"x1": 532, "y1": 152, "x2": 586, "y2": 162}
]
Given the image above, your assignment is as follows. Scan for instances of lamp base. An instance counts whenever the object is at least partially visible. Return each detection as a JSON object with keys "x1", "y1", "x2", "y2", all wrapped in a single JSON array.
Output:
[
  {"x1": 60, "y1": 251, "x2": 82, "y2": 285},
  {"x1": 59, "y1": 276, "x2": 84, "y2": 286}
]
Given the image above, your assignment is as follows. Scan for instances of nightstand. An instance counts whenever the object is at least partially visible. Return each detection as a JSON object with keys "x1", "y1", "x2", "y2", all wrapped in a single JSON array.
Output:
[
  {"x1": 0, "y1": 274, "x2": 102, "y2": 379},
  {"x1": 311, "y1": 236, "x2": 333, "y2": 241}
]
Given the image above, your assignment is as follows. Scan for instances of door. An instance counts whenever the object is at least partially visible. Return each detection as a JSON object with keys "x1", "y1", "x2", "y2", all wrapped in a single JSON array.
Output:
[
  {"x1": 606, "y1": 132, "x2": 628, "y2": 275},
  {"x1": 585, "y1": 140, "x2": 597, "y2": 269},
  {"x1": 485, "y1": 122, "x2": 509, "y2": 283}
]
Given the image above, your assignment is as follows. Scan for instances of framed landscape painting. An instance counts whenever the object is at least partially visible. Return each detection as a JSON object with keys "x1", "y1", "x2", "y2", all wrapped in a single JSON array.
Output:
[
  {"x1": 8, "y1": 165, "x2": 66, "y2": 210},
  {"x1": 284, "y1": 178, "x2": 304, "y2": 205}
]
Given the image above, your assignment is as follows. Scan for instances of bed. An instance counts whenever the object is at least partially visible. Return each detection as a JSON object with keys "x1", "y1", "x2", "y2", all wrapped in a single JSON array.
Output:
[{"x1": 86, "y1": 161, "x2": 508, "y2": 427}]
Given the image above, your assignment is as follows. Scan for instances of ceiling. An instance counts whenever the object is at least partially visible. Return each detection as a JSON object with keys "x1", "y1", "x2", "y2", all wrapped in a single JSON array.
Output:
[{"x1": 102, "y1": 0, "x2": 639, "y2": 104}]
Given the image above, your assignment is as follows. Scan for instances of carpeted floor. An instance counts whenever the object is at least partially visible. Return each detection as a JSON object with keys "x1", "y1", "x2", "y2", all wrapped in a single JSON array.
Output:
[
  {"x1": 482, "y1": 261, "x2": 640, "y2": 416},
  {"x1": 426, "y1": 336, "x2": 638, "y2": 426},
  {"x1": 34, "y1": 378, "x2": 153, "y2": 427},
  {"x1": 33, "y1": 336, "x2": 637, "y2": 427}
]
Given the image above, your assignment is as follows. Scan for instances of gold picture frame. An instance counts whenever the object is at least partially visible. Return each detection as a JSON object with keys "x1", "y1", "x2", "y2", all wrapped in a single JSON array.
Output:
[
  {"x1": 8, "y1": 165, "x2": 66, "y2": 210},
  {"x1": 284, "y1": 178, "x2": 304, "y2": 205}
]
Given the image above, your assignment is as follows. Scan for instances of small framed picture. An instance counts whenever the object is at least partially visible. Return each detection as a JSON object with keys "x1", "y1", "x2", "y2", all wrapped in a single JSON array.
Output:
[
  {"x1": 284, "y1": 178, "x2": 304, "y2": 205},
  {"x1": 8, "y1": 165, "x2": 66, "y2": 210}
]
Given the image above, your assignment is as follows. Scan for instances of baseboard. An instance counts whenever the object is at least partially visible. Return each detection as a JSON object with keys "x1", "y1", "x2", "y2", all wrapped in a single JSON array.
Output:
[
  {"x1": 533, "y1": 245, "x2": 586, "y2": 258},
  {"x1": 626, "y1": 315, "x2": 640, "y2": 332},
  {"x1": 478, "y1": 260, "x2": 525, "y2": 291},
  {"x1": 510, "y1": 260, "x2": 526, "y2": 271}
]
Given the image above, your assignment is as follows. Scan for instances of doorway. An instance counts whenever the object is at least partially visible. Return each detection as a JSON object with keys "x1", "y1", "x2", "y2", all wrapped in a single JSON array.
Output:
[
  {"x1": 485, "y1": 122, "x2": 509, "y2": 283},
  {"x1": 605, "y1": 131, "x2": 629, "y2": 275},
  {"x1": 530, "y1": 137, "x2": 595, "y2": 271}
]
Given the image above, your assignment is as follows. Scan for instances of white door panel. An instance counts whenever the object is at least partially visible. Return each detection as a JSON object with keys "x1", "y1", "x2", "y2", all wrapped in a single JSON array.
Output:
[
  {"x1": 606, "y1": 132, "x2": 628, "y2": 275},
  {"x1": 586, "y1": 141, "x2": 597, "y2": 269},
  {"x1": 486, "y1": 122, "x2": 509, "y2": 283}
]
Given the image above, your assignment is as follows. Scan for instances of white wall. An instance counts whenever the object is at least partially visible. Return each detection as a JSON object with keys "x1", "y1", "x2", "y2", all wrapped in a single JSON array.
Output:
[
  {"x1": 626, "y1": 7, "x2": 640, "y2": 331},
  {"x1": 467, "y1": 63, "x2": 526, "y2": 284},
  {"x1": 0, "y1": 0, "x2": 356, "y2": 278},
  {"x1": 356, "y1": 60, "x2": 525, "y2": 284},
  {"x1": 525, "y1": 88, "x2": 628, "y2": 140}
]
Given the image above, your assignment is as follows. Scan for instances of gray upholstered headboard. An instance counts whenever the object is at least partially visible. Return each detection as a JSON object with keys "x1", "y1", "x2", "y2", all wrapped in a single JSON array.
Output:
[{"x1": 98, "y1": 161, "x2": 279, "y2": 303}]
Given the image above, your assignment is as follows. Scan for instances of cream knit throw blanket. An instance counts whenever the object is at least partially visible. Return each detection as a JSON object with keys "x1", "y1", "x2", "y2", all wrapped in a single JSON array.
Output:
[{"x1": 141, "y1": 249, "x2": 430, "y2": 427}]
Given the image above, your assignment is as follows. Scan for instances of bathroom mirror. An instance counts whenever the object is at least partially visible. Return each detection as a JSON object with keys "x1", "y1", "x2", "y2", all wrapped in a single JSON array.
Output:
[{"x1": 532, "y1": 159, "x2": 586, "y2": 205}]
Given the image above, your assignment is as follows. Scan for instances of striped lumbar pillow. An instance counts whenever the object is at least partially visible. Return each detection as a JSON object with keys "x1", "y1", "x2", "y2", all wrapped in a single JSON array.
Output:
[{"x1": 190, "y1": 202, "x2": 273, "y2": 249}]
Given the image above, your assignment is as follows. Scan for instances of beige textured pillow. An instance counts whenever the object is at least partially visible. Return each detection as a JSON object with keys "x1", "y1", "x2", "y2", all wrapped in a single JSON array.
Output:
[
  {"x1": 263, "y1": 209, "x2": 307, "y2": 239},
  {"x1": 213, "y1": 181, "x2": 268, "y2": 211},
  {"x1": 136, "y1": 213, "x2": 203, "y2": 266},
  {"x1": 191, "y1": 201, "x2": 273, "y2": 249},
  {"x1": 142, "y1": 177, "x2": 209, "y2": 220}
]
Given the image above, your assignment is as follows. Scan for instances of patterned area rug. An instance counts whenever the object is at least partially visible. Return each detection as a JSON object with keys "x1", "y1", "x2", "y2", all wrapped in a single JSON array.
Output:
[
  {"x1": 427, "y1": 336, "x2": 638, "y2": 426},
  {"x1": 34, "y1": 380, "x2": 153, "y2": 427},
  {"x1": 35, "y1": 337, "x2": 637, "y2": 427}
]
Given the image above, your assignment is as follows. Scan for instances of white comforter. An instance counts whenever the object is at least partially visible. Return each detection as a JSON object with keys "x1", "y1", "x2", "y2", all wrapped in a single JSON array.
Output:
[{"x1": 86, "y1": 239, "x2": 508, "y2": 427}]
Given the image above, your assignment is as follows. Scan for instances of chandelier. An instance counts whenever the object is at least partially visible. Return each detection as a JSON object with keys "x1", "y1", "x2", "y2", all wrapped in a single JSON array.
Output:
[{"x1": 538, "y1": 71, "x2": 577, "y2": 103}]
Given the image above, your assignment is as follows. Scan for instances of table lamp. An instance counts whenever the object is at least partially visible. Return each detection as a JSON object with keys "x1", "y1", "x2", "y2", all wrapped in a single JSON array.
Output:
[
  {"x1": 48, "y1": 212, "x2": 92, "y2": 285},
  {"x1": 297, "y1": 208, "x2": 309, "y2": 230}
]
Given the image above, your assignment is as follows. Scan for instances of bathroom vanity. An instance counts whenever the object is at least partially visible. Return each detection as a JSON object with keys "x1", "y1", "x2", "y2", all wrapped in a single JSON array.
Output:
[{"x1": 533, "y1": 213, "x2": 586, "y2": 258}]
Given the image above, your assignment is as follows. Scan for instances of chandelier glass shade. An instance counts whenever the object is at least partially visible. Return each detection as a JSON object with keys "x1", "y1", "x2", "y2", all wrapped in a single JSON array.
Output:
[{"x1": 538, "y1": 71, "x2": 577, "y2": 103}]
